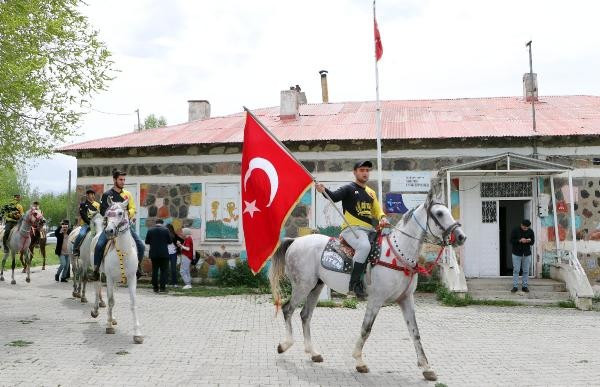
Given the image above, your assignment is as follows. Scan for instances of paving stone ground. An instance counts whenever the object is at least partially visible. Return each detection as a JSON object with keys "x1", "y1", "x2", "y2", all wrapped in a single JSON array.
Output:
[{"x1": 1, "y1": 265, "x2": 599, "y2": 387}]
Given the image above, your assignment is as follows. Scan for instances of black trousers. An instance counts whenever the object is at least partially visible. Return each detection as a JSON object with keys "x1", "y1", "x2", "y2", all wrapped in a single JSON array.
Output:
[{"x1": 151, "y1": 256, "x2": 169, "y2": 291}]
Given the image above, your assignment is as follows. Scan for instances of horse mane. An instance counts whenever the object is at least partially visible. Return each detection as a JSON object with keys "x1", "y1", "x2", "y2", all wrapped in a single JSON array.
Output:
[{"x1": 403, "y1": 208, "x2": 415, "y2": 225}]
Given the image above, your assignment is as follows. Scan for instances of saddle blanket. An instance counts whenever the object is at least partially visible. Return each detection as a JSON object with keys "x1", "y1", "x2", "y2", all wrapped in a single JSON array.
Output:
[{"x1": 320, "y1": 238, "x2": 354, "y2": 274}]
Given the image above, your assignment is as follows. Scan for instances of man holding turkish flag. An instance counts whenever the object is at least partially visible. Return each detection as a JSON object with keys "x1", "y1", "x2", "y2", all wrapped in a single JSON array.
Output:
[{"x1": 241, "y1": 110, "x2": 313, "y2": 273}]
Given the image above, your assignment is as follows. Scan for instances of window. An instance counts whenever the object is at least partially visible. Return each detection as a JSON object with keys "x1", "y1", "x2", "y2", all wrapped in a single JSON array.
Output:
[
  {"x1": 481, "y1": 201, "x2": 497, "y2": 223},
  {"x1": 480, "y1": 182, "x2": 531, "y2": 198},
  {"x1": 204, "y1": 183, "x2": 240, "y2": 241}
]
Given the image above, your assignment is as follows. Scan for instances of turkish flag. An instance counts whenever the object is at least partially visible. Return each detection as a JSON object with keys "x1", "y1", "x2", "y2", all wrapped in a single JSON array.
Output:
[
  {"x1": 241, "y1": 112, "x2": 313, "y2": 273},
  {"x1": 374, "y1": 16, "x2": 383, "y2": 61}
]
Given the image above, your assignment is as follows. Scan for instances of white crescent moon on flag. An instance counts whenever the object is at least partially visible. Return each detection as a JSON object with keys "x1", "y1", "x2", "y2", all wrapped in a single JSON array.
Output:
[{"x1": 243, "y1": 157, "x2": 279, "y2": 207}]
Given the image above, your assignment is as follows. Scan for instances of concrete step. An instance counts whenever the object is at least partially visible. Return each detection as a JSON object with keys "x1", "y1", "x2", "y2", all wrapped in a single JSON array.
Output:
[
  {"x1": 467, "y1": 278, "x2": 567, "y2": 292},
  {"x1": 468, "y1": 289, "x2": 570, "y2": 302}
]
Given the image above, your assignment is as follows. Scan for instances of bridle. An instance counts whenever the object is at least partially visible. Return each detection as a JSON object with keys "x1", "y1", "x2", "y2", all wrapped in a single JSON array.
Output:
[
  {"x1": 105, "y1": 207, "x2": 130, "y2": 239},
  {"x1": 390, "y1": 201, "x2": 461, "y2": 247}
]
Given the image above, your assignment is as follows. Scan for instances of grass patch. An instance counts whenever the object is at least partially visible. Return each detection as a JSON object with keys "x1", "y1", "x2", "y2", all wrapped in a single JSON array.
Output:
[
  {"x1": 116, "y1": 350, "x2": 129, "y2": 355},
  {"x1": 1, "y1": 250, "x2": 59, "y2": 269},
  {"x1": 436, "y1": 286, "x2": 523, "y2": 307},
  {"x1": 5, "y1": 340, "x2": 33, "y2": 347},
  {"x1": 435, "y1": 383, "x2": 448, "y2": 387},
  {"x1": 317, "y1": 298, "x2": 359, "y2": 309},
  {"x1": 168, "y1": 286, "x2": 269, "y2": 297},
  {"x1": 557, "y1": 300, "x2": 576, "y2": 308}
]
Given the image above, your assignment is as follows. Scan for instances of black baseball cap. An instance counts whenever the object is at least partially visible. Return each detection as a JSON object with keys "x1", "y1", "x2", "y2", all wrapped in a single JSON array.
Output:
[
  {"x1": 353, "y1": 160, "x2": 373, "y2": 170},
  {"x1": 522, "y1": 219, "x2": 531, "y2": 227},
  {"x1": 112, "y1": 169, "x2": 127, "y2": 179},
  {"x1": 85, "y1": 189, "x2": 96, "y2": 195}
]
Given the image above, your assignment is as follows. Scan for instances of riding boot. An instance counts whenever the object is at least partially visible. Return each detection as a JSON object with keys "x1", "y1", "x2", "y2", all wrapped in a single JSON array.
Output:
[
  {"x1": 90, "y1": 265, "x2": 100, "y2": 281},
  {"x1": 136, "y1": 264, "x2": 143, "y2": 280},
  {"x1": 349, "y1": 261, "x2": 367, "y2": 300}
]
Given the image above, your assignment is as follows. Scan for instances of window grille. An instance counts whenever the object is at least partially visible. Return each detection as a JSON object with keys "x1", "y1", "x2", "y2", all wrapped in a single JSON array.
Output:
[
  {"x1": 480, "y1": 182, "x2": 531, "y2": 198},
  {"x1": 482, "y1": 201, "x2": 497, "y2": 223}
]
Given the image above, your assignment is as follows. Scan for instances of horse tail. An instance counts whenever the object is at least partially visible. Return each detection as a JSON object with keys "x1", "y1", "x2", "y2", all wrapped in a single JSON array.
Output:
[{"x1": 269, "y1": 237, "x2": 295, "y2": 315}]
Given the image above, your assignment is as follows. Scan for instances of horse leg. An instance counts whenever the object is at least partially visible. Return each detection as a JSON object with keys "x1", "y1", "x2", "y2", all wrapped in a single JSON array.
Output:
[
  {"x1": 41, "y1": 243, "x2": 46, "y2": 270},
  {"x1": 277, "y1": 283, "x2": 313, "y2": 354},
  {"x1": 300, "y1": 281, "x2": 325, "y2": 362},
  {"x1": 398, "y1": 294, "x2": 437, "y2": 381},
  {"x1": 19, "y1": 250, "x2": 26, "y2": 273},
  {"x1": 10, "y1": 251, "x2": 17, "y2": 284},
  {"x1": 105, "y1": 279, "x2": 116, "y2": 334},
  {"x1": 72, "y1": 256, "x2": 79, "y2": 297},
  {"x1": 91, "y1": 279, "x2": 101, "y2": 318},
  {"x1": 352, "y1": 296, "x2": 385, "y2": 373},
  {"x1": 0, "y1": 251, "x2": 7, "y2": 281},
  {"x1": 128, "y1": 274, "x2": 143, "y2": 344},
  {"x1": 25, "y1": 250, "x2": 31, "y2": 283}
]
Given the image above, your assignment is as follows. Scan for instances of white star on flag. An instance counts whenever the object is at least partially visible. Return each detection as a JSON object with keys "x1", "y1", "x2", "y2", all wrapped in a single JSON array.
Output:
[{"x1": 243, "y1": 200, "x2": 260, "y2": 218}]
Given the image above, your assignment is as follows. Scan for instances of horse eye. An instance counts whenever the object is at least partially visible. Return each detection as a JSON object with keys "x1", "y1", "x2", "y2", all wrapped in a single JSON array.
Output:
[{"x1": 436, "y1": 211, "x2": 443, "y2": 217}]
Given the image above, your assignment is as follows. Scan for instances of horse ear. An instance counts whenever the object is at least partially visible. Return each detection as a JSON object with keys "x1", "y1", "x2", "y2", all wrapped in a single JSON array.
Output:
[
  {"x1": 121, "y1": 199, "x2": 129, "y2": 209},
  {"x1": 429, "y1": 178, "x2": 444, "y2": 203}
]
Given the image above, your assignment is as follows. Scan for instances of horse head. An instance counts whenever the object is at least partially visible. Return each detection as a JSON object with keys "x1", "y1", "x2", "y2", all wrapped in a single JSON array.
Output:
[
  {"x1": 26, "y1": 207, "x2": 44, "y2": 227},
  {"x1": 89, "y1": 209, "x2": 104, "y2": 233},
  {"x1": 422, "y1": 189, "x2": 466, "y2": 247},
  {"x1": 104, "y1": 200, "x2": 129, "y2": 239}
]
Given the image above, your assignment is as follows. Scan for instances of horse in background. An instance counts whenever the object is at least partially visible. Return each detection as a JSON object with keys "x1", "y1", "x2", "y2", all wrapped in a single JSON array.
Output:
[
  {"x1": 68, "y1": 211, "x2": 105, "y2": 305},
  {"x1": 0, "y1": 207, "x2": 44, "y2": 284},
  {"x1": 28, "y1": 221, "x2": 48, "y2": 271},
  {"x1": 90, "y1": 199, "x2": 143, "y2": 344}
]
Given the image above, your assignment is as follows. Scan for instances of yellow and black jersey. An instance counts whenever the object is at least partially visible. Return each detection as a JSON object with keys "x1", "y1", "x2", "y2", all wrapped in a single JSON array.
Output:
[
  {"x1": 323, "y1": 182, "x2": 385, "y2": 229},
  {"x1": 100, "y1": 188, "x2": 136, "y2": 219},
  {"x1": 79, "y1": 200, "x2": 100, "y2": 224}
]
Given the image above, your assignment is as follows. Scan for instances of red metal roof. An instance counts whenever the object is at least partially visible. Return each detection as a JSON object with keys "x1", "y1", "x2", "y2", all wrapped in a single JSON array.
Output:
[{"x1": 57, "y1": 96, "x2": 600, "y2": 152}]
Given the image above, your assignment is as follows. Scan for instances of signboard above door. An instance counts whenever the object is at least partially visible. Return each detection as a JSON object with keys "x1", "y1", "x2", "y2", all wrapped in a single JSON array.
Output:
[{"x1": 390, "y1": 171, "x2": 432, "y2": 192}]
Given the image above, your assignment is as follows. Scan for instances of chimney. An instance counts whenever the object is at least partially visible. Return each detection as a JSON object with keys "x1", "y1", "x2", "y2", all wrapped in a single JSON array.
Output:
[
  {"x1": 188, "y1": 100, "x2": 210, "y2": 121},
  {"x1": 280, "y1": 89, "x2": 299, "y2": 119},
  {"x1": 522, "y1": 73, "x2": 538, "y2": 102},
  {"x1": 319, "y1": 70, "x2": 329, "y2": 103}
]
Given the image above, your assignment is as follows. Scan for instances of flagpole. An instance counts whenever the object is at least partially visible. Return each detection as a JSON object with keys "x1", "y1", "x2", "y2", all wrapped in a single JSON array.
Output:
[
  {"x1": 243, "y1": 106, "x2": 359, "y2": 238},
  {"x1": 373, "y1": 0, "x2": 383, "y2": 205}
]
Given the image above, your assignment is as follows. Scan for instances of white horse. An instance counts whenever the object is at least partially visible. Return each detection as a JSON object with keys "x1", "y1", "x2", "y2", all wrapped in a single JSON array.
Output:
[
  {"x1": 0, "y1": 208, "x2": 44, "y2": 284},
  {"x1": 90, "y1": 199, "x2": 143, "y2": 344},
  {"x1": 68, "y1": 211, "x2": 105, "y2": 304},
  {"x1": 269, "y1": 190, "x2": 466, "y2": 381}
]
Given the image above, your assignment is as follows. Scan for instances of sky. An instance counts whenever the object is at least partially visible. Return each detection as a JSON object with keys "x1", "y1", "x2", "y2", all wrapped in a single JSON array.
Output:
[{"x1": 27, "y1": 0, "x2": 600, "y2": 193}]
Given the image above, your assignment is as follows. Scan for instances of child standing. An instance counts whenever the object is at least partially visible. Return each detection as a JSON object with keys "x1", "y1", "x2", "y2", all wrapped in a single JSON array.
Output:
[{"x1": 177, "y1": 228, "x2": 194, "y2": 289}]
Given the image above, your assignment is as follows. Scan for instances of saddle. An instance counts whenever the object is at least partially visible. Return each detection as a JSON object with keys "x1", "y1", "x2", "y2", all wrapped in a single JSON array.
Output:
[{"x1": 320, "y1": 231, "x2": 381, "y2": 274}]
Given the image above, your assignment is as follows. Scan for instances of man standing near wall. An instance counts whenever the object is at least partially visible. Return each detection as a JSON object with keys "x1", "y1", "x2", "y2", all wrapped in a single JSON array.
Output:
[
  {"x1": 510, "y1": 219, "x2": 535, "y2": 293},
  {"x1": 145, "y1": 219, "x2": 171, "y2": 293}
]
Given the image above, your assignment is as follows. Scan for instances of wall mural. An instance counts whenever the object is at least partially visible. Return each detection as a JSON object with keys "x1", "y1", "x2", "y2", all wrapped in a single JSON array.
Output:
[
  {"x1": 138, "y1": 183, "x2": 203, "y2": 243},
  {"x1": 204, "y1": 184, "x2": 240, "y2": 240}
]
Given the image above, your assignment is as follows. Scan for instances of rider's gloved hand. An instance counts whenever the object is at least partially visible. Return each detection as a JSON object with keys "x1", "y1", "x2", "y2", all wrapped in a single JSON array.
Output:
[{"x1": 378, "y1": 217, "x2": 391, "y2": 235}]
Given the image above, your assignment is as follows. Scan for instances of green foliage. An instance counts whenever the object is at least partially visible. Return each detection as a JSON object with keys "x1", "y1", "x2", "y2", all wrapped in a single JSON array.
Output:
[
  {"x1": 168, "y1": 286, "x2": 268, "y2": 297},
  {"x1": 316, "y1": 300, "x2": 338, "y2": 308},
  {"x1": 0, "y1": 167, "x2": 29, "y2": 207},
  {"x1": 342, "y1": 298, "x2": 358, "y2": 309},
  {"x1": 32, "y1": 190, "x2": 78, "y2": 228},
  {"x1": 0, "y1": 0, "x2": 115, "y2": 166},
  {"x1": 317, "y1": 298, "x2": 359, "y2": 308},
  {"x1": 436, "y1": 286, "x2": 523, "y2": 307},
  {"x1": 5, "y1": 340, "x2": 33, "y2": 347},
  {"x1": 215, "y1": 261, "x2": 270, "y2": 289},
  {"x1": 7, "y1": 250, "x2": 60, "y2": 269},
  {"x1": 143, "y1": 114, "x2": 167, "y2": 129},
  {"x1": 557, "y1": 300, "x2": 576, "y2": 308}
]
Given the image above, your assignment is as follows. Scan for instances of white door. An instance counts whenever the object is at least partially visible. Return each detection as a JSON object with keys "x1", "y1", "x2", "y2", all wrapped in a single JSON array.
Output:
[{"x1": 478, "y1": 200, "x2": 500, "y2": 276}]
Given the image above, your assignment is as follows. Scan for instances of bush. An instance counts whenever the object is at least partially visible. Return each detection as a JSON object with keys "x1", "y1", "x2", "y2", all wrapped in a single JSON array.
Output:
[{"x1": 215, "y1": 260, "x2": 270, "y2": 288}]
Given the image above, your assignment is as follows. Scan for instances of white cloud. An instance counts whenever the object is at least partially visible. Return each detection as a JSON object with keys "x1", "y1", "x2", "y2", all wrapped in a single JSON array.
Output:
[{"x1": 28, "y1": 0, "x2": 600, "y2": 192}]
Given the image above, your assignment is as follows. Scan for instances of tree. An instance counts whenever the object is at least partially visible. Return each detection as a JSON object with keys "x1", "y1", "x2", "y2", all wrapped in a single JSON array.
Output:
[
  {"x1": 143, "y1": 114, "x2": 167, "y2": 129},
  {"x1": 0, "y1": 167, "x2": 30, "y2": 207},
  {"x1": 0, "y1": 0, "x2": 115, "y2": 167}
]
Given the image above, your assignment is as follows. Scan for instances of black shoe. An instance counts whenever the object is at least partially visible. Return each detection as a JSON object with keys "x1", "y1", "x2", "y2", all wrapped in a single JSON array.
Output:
[
  {"x1": 153, "y1": 288, "x2": 159, "y2": 293},
  {"x1": 60, "y1": 278, "x2": 68, "y2": 283},
  {"x1": 522, "y1": 287, "x2": 529, "y2": 293},
  {"x1": 136, "y1": 266, "x2": 142, "y2": 280},
  {"x1": 511, "y1": 287, "x2": 518, "y2": 293},
  {"x1": 349, "y1": 261, "x2": 368, "y2": 300},
  {"x1": 91, "y1": 266, "x2": 100, "y2": 281},
  {"x1": 159, "y1": 288, "x2": 167, "y2": 293},
  {"x1": 73, "y1": 248, "x2": 80, "y2": 256},
  {"x1": 55, "y1": 274, "x2": 59, "y2": 282}
]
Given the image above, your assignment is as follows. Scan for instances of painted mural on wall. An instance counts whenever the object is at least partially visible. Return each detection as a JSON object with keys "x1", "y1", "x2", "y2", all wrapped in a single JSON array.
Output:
[
  {"x1": 138, "y1": 183, "x2": 203, "y2": 242},
  {"x1": 204, "y1": 184, "x2": 240, "y2": 240},
  {"x1": 283, "y1": 189, "x2": 313, "y2": 238}
]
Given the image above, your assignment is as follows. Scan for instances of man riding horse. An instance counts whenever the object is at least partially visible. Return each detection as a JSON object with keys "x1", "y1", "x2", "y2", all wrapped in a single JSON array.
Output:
[
  {"x1": 73, "y1": 189, "x2": 100, "y2": 256},
  {"x1": 1, "y1": 194, "x2": 24, "y2": 253},
  {"x1": 90, "y1": 170, "x2": 145, "y2": 281},
  {"x1": 315, "y1": 160, "x2": 390, "y2": 299}
]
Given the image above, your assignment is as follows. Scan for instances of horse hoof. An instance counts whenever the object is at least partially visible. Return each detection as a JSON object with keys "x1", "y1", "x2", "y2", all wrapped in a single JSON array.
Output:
[
  {"x1": 11, "y1": 280, "x2": 16, "y2": 285},
  {"x1": 311, "y1": 354, "x2": 323, "y2": 363},
  {"x1": 423, "y1": 370, "x2": 437, "y2": 381},
  {"x1": 99, "y1": 301, "x2": 106, "y2": 308},
  {"x1": 42, "y1": 267, "x2": 45, "y2": 270},
  {"x1": 22, "y1": 268, "x2": 26, "y2": 273},
  {"x1": 356, "y1": 365, "x2": 370, "y2": 373},
  {"x1": 277, "y1": 344, "x2": 285, "y2": 354},
  {"x1": 81, "y1": 297, "x2": 88, "y2": 303},
  {"x1": 112, "y1": 319, "x2": 117, "y2": 326},
  {"x1": 91, "y1": 310, "x2": 99, "y2": 318},
  {"x1": 0, "y1": 276, "x2": 3, "y2": 281},
  {"x1": 25, "y1": 277, "x2": 30, "y2": 283},
  {"x1": 106, "y1": 327, "x2": 115, "y2": 334},
  {"x1": 133, "y1": 335, "x2": 144, "y2": 344}
]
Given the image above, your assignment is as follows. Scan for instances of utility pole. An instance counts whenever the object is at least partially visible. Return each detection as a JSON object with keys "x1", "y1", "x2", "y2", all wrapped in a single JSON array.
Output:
[
  {"x1": 135, "y1": 108, "x2": 141, "y2": 131},
  {"x1": 67, "y1": 170, "x2": 72, "y2": 225},
  {"x1": 526, "y1": 41, "x2": 537, "y2": 132}
]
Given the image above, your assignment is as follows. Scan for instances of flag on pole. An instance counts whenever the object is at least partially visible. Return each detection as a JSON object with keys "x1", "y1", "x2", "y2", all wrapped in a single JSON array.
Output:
[
  {"x1": 374, "y1": 16, "x2": 383, "y2": 61},
  {"x1": 241, "y1": 112, "x2": 313, "y2": 273}
]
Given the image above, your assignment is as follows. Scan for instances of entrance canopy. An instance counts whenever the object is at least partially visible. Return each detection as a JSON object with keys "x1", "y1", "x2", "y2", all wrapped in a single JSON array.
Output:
[{"x1": 438, "y1": 152, "x2": 584, "y2": 276}]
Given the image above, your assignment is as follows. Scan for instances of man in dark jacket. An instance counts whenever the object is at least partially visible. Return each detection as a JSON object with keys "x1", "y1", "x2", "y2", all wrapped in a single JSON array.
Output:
[
  {"x1": 144, "y1": 219, "x2": 171, "y2": 293},
  {"x1": 54, "y1": 220, "x2": 72, "y2": 282},
  {"x1": 510, "y1": 219, "x2": 535, "y2": 293}
]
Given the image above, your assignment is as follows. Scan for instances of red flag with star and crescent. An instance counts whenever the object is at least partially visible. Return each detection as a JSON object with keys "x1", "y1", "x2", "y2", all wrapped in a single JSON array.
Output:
[{"x1": 241, "y1": 112, "x2": 313, "y2": 273}]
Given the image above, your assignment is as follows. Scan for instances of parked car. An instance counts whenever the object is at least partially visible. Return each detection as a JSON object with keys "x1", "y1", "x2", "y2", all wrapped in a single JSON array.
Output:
[{"x1": 46, "y1": 231, "x2": 57, "y2": 244}]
